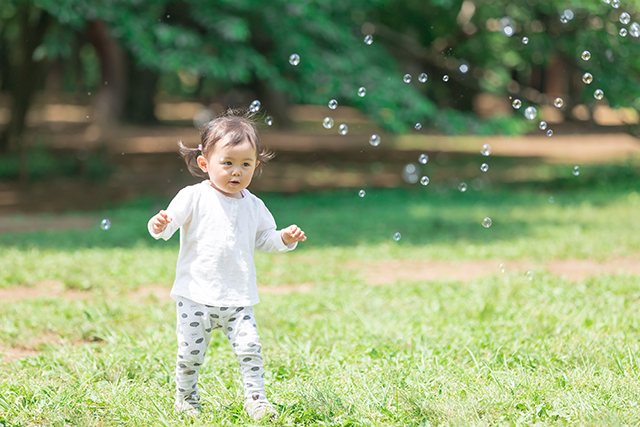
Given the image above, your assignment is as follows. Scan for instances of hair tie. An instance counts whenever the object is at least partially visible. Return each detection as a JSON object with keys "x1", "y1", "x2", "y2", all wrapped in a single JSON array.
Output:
[{"x1": 198, "y1": 144, "x2": 203, "y2": 151}]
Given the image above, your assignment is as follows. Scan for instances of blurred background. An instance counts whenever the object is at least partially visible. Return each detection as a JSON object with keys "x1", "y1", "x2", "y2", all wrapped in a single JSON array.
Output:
[{"x1": 1, "y1": 0, "x2": 640, "y2": 214}]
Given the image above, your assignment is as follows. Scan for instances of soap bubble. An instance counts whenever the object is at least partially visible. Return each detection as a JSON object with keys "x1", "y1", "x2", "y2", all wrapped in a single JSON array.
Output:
[
  {"x1": 539, "y1": 121, "x2": 548, "y2": 130},
  {"x1": 503, "y1": 25, "x2": 514, "y2": 37},
  {"x1": 630, "y1": 22, "x2": 640, "y2": 37},
  {"x1": 549, "y1": 196, "x2": 555, "y2": 203},
  {"x1": 594, "y1": 89, "x2": 604, "y2": 100},
  {"x1": 481, "y1": 144, "x2": 492, "y2": 156},
  {"x1": 554, "y1": 97, "x2": 564, "y2": 108},
  {"x1": 402, "y1": 164, "x2": 419, "y2": 184},
  {"x1": 265, "y1": 116, "x2": 273, "y2": 126},
  {"x1": 418, "y1": 73, "x2": 428, "y2": 83},
  {"x1": 582, "y1": 72, "x2": 593, "y2": 84},
  {"x1": 581, "y1": 50, "x2": 591, "y2": 61},
  {"x1": 560, "y1": 15, "x2": 568, "y2": 24},
  {"x1": 359, "y1": 190, "x2": 366, "y2": 197},
  {"x1": 620, "y1": 28, "x2": 628, "y2": 37},
  {"x1": 419, "y1": 154, "x2": 429, "y2": 164},
  {"x1": 480, "y1": 163, "x2": 489, "y2": 172},
  {"x1": 393, "y1": 232, "x2": 402, "y2": 241},
  {"x1": 546, "y1": 129, "x2": 554, "y2": 137},
  {"x1": 442, "y1": 75, "x2": 450, "y2": 82},
  {"x1": 498, "y1": 263, "x2": 506, "y2": 273},
  {"x1": 604, "y1": 0, "x2": 611, "y2": 4},
  {"x1": 403, "y1": 74, "x2": 412, "y2": 83},
  {"x1": 338, "y1": 124, "x2": 348, "y2": 135},
  {"x1": 572, "y1": 165, "x2": 580, "y2": 176},
  {"x1": 525, "y1": 271, "x2": 534, "y2": 281},
  {"x1": 420, "y1": 176, "x2": 430, "y2": 186},
  {"x1": 364, "y1": 35, "x2": 373, "y2": 45},
  {"x1": 323, "y1": 117, "x2": 334, "y2": 129},
  {"x1": 612, "y1": 0, "x2": 620, "y2": 8},
  {"x1": 563, "y1": 9, "x2": 574, "y2": 20},
  {"x1": 328, "y1": 99, "x2": 338, "y2": 109},
  {"x1": 482, "y1": 217, "x2": 492, "y2": 228},
  {"x1": 522, "y1": 36, "x2": 529, "y2": 44},
  {"x1": 620, "y1": 12, "x2": 631, "y2": 24},
  {"x1": 458, "y1": 182, "x2": 468, "y2": 192},
  {"x1": 289, "y1": 53, "x2": 300, "y2": 66},
  {"x1": 524, "y1": 106, "x2": 537, "y2": 120},
  {"x1": 415, "y1": 123, "x2": 422, "y2": 130},
  {"x1": 512, "y1": 99, "x2": 522, "y2": 109},
  {"x1": 358, "y1": 87, "x2": 367, "y2": 97},
  {"x1": 459, "y1": 64, "x2": 469, "y2": 74},
  {"x1": 250, "y1": 100, "x2": 261, "y2": 113},
  {"x1": 100, "y1": 219, "x2": 111, "y2": 231},
  {"x1": 369, "y1": 134, "x2": 381, "y2": 147}
]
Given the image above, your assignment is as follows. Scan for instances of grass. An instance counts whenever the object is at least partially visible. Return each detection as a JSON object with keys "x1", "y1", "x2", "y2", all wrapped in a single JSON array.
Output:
[{"x1": 1, "y1": 166, "x2": 640, "y2": 426}]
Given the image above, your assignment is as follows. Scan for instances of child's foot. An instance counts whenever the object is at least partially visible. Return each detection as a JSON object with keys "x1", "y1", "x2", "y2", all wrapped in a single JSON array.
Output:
[
  {"x1": 174, "y1": 399, "x2": 201, "y2": 417},
  {"x1": 244, "y1": 396, "x2": 278, "y2": 421}
]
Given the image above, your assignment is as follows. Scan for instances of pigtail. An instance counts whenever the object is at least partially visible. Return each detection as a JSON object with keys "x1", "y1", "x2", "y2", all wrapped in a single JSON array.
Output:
[{"x1": 178, "y1": 140, "x2": 207, "y2": 178}]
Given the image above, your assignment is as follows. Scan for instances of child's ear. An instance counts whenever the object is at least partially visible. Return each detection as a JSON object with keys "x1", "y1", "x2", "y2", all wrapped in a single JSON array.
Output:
[{"x1": 197, "y1": 155, "x2": 208, "y2": 172}]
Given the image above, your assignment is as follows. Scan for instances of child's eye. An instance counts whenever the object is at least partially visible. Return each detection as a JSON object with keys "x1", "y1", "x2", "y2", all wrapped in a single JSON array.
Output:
[
  {"x1": 224, "y1": 161, "x2": 232, "y2": 165},
  {"x1": 243, "y1": 162, "x2": 251, "y2": 167}
]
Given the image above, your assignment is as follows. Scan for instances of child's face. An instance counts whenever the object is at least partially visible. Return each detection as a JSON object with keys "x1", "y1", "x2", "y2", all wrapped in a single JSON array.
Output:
[{"x1": 197, "y1": 138, "x2": 259, "y2": 198}]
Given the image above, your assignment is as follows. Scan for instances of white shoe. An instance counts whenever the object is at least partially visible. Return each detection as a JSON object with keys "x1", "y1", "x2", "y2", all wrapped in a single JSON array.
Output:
[
  {"x1": 244, "y1": 398, "x2": 278, "y2": 421},
  {"x1": 174, "y1": 399, "x2": 201, "y2": 417}
]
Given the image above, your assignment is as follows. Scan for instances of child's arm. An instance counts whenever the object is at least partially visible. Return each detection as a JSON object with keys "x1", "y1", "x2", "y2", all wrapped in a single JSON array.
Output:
[
  {"x1": 150, "y1": 210, "x2": 172, "y2": 234},
  {"x1": 281, "y1": 224, "x2": 307, "y2": 246},
  {"x1": 147, "y1": 187, "x2": 194, "y2": 240}
]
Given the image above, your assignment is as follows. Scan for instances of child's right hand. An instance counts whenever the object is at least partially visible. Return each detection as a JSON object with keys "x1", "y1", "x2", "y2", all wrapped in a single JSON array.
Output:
[{"x1": 151, "y1": 210, "x2": 172, "y2": 234}]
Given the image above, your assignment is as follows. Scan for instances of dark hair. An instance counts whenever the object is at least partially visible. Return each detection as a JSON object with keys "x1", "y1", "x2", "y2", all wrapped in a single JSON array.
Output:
[{"x1": 178, "y1": 109, "x2": 275, "y2": 178}]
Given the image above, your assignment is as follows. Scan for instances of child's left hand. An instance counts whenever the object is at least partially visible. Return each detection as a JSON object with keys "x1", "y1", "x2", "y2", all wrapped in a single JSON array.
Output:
[{"x1": 281, "y1": 224, "x2": 307, "y2": 245}]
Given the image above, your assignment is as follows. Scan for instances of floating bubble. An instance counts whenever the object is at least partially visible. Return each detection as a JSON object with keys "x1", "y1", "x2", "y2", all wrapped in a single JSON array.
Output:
[
  {"x1": 522, "y1": 36, "x2": 529, "y2": 44},
  {"x1": 524, "y1": 106, "x2": 537, "y2": 120},
  {"x1": 620, "y1": 28, "x2": 628, "y2": 37},
  {"x1": 481, "y1": 143, "x2": 492, "y2": 156},
  {"x1": 265, "y1": 116, "x2": 273, "y2": 126},
  {"x1": 358, "y1": 87, "x2": 367, "y2": 97},
  {"x1": 498, "y1": 263, "x2": 506, "y2": 273},
  {"x1": 419, "y1": 154, "x2": 429, "y2": 164},
  {"x1": 546, "y1": 129, "x2": 554, "y2": 137},
  {"x1": 603, "y1": 0, "x2": 611, "y2": 4},
  {"x1": 560, "y1": 15, "x2": 569, "y2": 24},
  {"x1": 594, "y1": 89, "x2": 604, "y2": 100},
  {"x1": 403, "y1": 74, "x2": 412, "y2": 83},
  {"x1": 402, "y1": 164, "x2": 419, "y2": 184},
  {"x1": 415, "y1": 123, "x2": 422, "y2": 130},
  {"x1": 480, "y1": 163, "x2": 489, "y2": 172},
  {"x1": 369, "y1": 134, "x2": 381, "y2": 147},
  {"x1": 581, "y1": 50, "x2": 591, "y2": 61},
  {"x1": 458, "y1": 182, "x2": 468, "y2": 192},
  {"x1": 554, "y1": 97, "x2": 564, "y2": 108},
  {"x1": 549, "y1": 196, "x2": 555, "y2": 203},
  {"x1": 582, "y1": 72, "x2": 593, "y2": 84},
  {"x1": 572, "y1": 165, "x2": 580, "y2": 176},
  {"x1": 364, "y1": 35, "x2": 373, "y2": 45},
  {"x1": 323, "y1": 117, "x2": 334, "y2": 129},
  {"x1": 631, "y1": 22, "x2": 640, "y2": 37},
  {"x1": 564, "y1": 9, "x2": 574, "y2": 20},
  {"x1": 420, "y1": 176, "x2": 430, "y2": 186},
  {"x1": 503, "y1": 25, "x2": 514, "y2": 37},
  {"x1": 539, "y1": 121, "x2": 548, "y2": 130},
  {"x1": 393, "y1": 232, "x2": 402, "y2": 241},
  {"x1": 620, "y1": 12, "x2": 631, "y2": 24},
  {"x1": 359, "y1": 190, "x2": 366, "y2": 197},
  {"x1": 512, "y1": 99, "x2": 522, "y2": 109},
  {"x1": 442, "y1": 75, "x2": 449, "y2": 82},
  {"x1": 328, "y1": 99, "x2": 338, "y2": 109},
  {"x1": 612, "y1": 0, "x2": 620, "y2": 8},
  {"x1": 418, "y1": 73, "x2": 428, "y2": 83},
  {"x1": 289, "y1": 53, "x2": 300, "y2": 66},
  {"x1": 459, "y1": 64, "x2": 469, "y2": 74},
  {"x1": 338, "y1": 124, "x2": 348, "y2": 135},
  {"x1": 250, "y1": 100, "x2": 261, "y2": 113},
  {"x1": 482, "y1": 217, "x2": 492, "y2": 228},
  {"x1": 100, "y1": 219, "x2": 111, "y2": 231},
  {"x1": 525, "y1": 271, "x2": 534, "y2": 281}
]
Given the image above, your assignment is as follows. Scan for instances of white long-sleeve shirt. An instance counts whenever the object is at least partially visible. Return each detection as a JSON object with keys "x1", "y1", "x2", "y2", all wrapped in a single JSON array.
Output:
[{"x1": 148, "y1": 180, "x2": 296, "y2": 306}]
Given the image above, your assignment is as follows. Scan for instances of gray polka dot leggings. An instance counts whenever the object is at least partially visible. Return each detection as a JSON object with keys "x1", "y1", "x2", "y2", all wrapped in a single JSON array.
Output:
[{"x1": 174, "y1": 296, "x2": 266, "y2": 409}]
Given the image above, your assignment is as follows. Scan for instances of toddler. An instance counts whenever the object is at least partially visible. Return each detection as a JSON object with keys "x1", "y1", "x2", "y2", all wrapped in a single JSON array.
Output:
[{"x1": 148, "y1": 111, "x2": 306, "y2": 421}]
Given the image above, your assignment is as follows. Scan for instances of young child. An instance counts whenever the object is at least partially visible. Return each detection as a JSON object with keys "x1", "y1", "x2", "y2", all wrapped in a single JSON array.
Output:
[{"x1": 148, "y1": 111, "x2": 306, "y2": 421}]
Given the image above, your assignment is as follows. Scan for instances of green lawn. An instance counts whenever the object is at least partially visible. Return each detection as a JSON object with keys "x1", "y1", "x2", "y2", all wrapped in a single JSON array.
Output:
[{"x1": 1, "y1": 165, "x2": 640, "y2": 426}]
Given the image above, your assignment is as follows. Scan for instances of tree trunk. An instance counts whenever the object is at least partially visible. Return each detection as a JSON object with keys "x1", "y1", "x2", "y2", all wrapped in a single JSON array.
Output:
[
  {"x1": 0, "y1": 6, "x2": 51, "y2": 154},
  {"x1": 85, "y1": 19, "x2": 127, "y2": 145},
  {"x1": 123, "y1": 52, "x2": 158, "y2": 124}
]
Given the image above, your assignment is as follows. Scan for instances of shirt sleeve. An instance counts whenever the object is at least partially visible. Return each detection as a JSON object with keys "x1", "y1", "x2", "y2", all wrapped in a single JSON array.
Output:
[
  {"x1": 148, "y1": 186, "x2": 195, "y2": 241},
  {"x1": 255, "y1": 199, "x2": 297, "y2": 253}
]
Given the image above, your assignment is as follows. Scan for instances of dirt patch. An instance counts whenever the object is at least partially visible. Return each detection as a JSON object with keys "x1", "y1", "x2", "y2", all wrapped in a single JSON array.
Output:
[
  {"x1": 0, "y1": 280, "x2": 91, "y2": 302},
  {"x1": 355, "y1": 256, "x2": 640, "y2": 284},
  {"x1": 0, "y1": 332, "x2": 60, "y2": 363}
]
